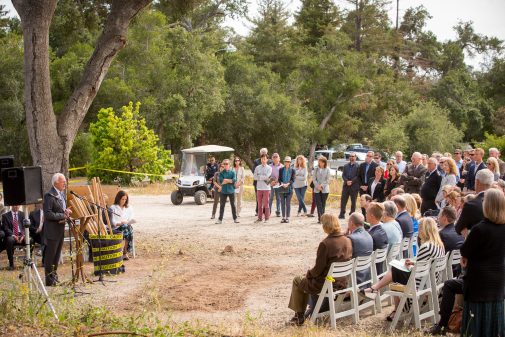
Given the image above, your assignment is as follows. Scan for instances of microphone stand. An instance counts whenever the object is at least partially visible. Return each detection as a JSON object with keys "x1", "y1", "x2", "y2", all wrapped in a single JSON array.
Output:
[
  {"x1": 65, "y1": 217, "x2": 90, "y2": 296},
  {"x1": 70, "y1": 191, "x2": 116, "y2": 285}
]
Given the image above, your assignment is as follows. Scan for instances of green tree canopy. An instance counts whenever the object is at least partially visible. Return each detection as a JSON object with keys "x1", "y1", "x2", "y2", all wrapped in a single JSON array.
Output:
[{"x1": 88, "y1": 102, "x2": 173, "y2": 184}]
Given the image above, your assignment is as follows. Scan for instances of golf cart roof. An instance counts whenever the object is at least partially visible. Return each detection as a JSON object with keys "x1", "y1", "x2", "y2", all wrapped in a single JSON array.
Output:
[{"x1": 181, "y1": 145, "x2": 235, "y2": 153}]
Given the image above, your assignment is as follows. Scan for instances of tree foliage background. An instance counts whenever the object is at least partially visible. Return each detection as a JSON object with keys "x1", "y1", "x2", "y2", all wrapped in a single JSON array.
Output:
[{"x1": 1, "y1": 0, "x2": 505, "y2": 174}]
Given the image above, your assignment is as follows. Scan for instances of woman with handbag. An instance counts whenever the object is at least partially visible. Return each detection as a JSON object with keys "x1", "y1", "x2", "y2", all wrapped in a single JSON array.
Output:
[
  {"x1": 278, "y1": 156, "x2": 296, "y2": 223},
  {"x1": 233, "y1": 156, "x2": 245, "y2": 217},
  {"x1": 293, "y1": 155, "x2": 308, "y2": 216},
  {"x1": 313, "y1": 157, "x2": 331, "y2": 224}
]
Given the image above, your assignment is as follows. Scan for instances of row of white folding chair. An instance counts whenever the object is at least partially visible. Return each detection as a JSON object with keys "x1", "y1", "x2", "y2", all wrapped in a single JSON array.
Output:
[
  {"x1": 385, "y1": 255, "x2": 448, "y2": 332},
  {"x1": 446, "y1": 249, "x2": 461, "y2": 279},
  {"x1": 400, "y1": 232, "x2": 419, "y2": 259},
  {"x1": 311, "y1": 244, "x2": 400, "y2": 328}
]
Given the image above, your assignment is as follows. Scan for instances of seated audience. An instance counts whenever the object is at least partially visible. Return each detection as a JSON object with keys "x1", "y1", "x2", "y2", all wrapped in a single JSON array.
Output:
[
  {"x1": 404, "y1": 194, "x2": 420, "y2": 233},
  {"x1": 381, "y1": 201, "x2": 402, "y2": 246},
  {"x1": 347, "y1": 212, "x2": 373, "y2": 285},
  {"x1": 389, "y1": 187, "x2": 405, "y2": 199},
  {"x1": 366, "y1": 202, "x2": 388, "y2": 251},
  {"x1": 29, "y1": 203, "x2": 44, "y2": 246},
  {"x1": 486, "y1": 156, "x2": 501, "y2": 181},
  {"x1": 438, "y1": 205, "x2": 464, "y2": 278},
  {"x1": 460, "y1": 188, "x2": 505, "y2": 337},
  {"x1": 456, "y1": 169, "x2": 493, "y2": 236},
  {"x1": 287, "y1": 213, "x2": 352, "y2": 326},
  {"x1": 110, "y1": 190, "x2": 136, "y2": 260},
  {"x1": 392, "y1": 195, "x2": 414, "y2": 238},
  {"x1": 360, "y1": 194, "x2": 372, "y2": 217},
  {"x1": 362, "y1": 217, "x2": 445, "y2": 321},
  {"x1": 0, "y1": 205, "x2": 26, "y2": 270}
]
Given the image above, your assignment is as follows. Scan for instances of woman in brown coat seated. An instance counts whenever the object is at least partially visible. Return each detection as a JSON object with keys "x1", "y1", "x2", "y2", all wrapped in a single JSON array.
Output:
[{"x1": 287, "y1": 213, "x2": 353, "y2": 326}]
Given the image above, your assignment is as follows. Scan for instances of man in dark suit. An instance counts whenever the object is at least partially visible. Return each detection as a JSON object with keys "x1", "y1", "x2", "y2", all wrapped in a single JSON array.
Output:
[
  {"x1": 392, "y1": 195, "x2": 413, "y2": 238},
  {"x1": 464, "y1": 148, "x2": 486, "y2": 192},
  {"x1": 420, "y1": 157, "x2": 442, "y2": 214},
  {"x1": 0, "y1": 205, "x2": 26, "y2": 270},
  {"x1": 347, "y1": 212, "x2": 373, "y2": 285},
  {"x1": 43, "y1": 173, "x2": 72, "y2": 286},
  {"x1": 339, "y1": 152, "x2": 360, "y2": 219},
  {"x1": 438, "y1": 206, "x2": 464, "y2": 252},
  {"x1": 400, "y1": 152, "x2": 427, "y2": 193},
  {"x1": 358, "y1": 151, "x2": 378, "y2": 215},
  {"x1": 456, "y1": 169, "x2": 493, "y2": 237},
  {"x1": 366, "y1": 202, "x2": 388, "y2": 275},
  {"x1": 29, "y1": 203, "x2": 44, "y2": 249}
]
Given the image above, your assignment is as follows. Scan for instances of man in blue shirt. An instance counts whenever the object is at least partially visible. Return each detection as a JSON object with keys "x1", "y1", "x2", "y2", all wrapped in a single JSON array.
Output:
[{"x1": 216, "y1": 159, "x2": 239, "y2": 224}]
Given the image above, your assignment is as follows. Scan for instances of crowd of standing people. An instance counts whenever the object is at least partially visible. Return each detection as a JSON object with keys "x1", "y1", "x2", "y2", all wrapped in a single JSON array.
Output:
[{"x1": 203, "y1": 146, "x2": 504, "y2": 336}]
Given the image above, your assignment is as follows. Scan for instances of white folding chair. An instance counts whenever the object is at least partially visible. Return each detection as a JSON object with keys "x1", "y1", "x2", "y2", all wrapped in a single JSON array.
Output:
[
  {"x1": 446, "y1": 249, "x2": 461, "y2": 279},
  {"x1": 371, "y1": 247, "x2": 389, "y2": 312},
  {"x1": 385, "y1": 259, "x2": 437, "y2": 332},
  {"x1": 401, "y1": 237, "x2": 410, "y2": 259},
  {"x1": 430, "y1": 255, "x2": 448, "y2": 322},
  {"x1": 311, "y1": 259, "x2": 358, "y2": 328},
  {"x1": 388, "y1": 242, "x2": 401, "y2": 262},
  {"x1": 354, "y1": 255, "x2": 377, "y2": 318},
  {"x1": 409, "y1": 232, "x2": 419, "y2": 258}
]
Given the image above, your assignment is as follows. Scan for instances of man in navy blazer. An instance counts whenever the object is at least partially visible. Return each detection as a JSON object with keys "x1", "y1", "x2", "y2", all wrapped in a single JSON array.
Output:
[
  {"x1": 347, "y1": 212, "x2": 373, "y2": 285},
  {"x1": 456, "y1": 169, "x2": 493, "y2": 236},
  {"x1": 420, "y1": 157, "x2": 442, "y2": 214},
  {"x1": 464, "y1": 148, "x2": 486, "y2": 192},
  {"x1": 339, "y1": 153, "x2": 360, "y2": 218},
  {"x1": 392, "y1": 195, "x2": 413, "y2": 238},
  {"x1": 438, "y1": 206, "x2": 464, "y2": 252},
  {"x1": 366, "y1": 203, "x2": 388, "y2": 275}
]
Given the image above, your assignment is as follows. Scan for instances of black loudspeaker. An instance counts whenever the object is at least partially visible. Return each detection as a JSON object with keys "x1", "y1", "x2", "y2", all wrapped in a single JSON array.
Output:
[
  {"x1": 1, "y1": 166, "x2": 43, "y2": 206},
  {"x1": 0, "y1": 155, "x2": 14, "y2": 170}
]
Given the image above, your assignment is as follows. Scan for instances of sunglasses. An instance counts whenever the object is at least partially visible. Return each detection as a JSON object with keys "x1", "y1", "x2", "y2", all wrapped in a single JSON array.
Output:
[
  {"x1": 223, "y1": 163, "x2": 230, "y2": 165},
  {"x1": 234, "y1": 159, "x2": 240, "y2": 162}
]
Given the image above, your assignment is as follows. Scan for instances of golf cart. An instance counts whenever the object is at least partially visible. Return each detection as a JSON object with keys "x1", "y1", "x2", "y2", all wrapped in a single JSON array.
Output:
[{"x1": 170, "y1": 145, "x2": 234, "y2": 205}]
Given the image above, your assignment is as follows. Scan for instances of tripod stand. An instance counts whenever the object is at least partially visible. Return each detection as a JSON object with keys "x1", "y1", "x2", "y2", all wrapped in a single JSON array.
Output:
[{"x1": 19, "y1": 211, "x2": 59, "y2": 320}]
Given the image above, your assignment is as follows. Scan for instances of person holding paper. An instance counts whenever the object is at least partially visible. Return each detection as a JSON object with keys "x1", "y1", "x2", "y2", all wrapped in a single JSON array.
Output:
[{"x1": 361, "y1": 217, "x2": 445, "y2": 321}]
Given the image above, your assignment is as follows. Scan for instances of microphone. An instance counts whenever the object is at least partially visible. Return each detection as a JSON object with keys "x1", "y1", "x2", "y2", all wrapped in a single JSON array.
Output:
[{"x1": 70, "y1": 191, "x2": 85, "y2": 200}]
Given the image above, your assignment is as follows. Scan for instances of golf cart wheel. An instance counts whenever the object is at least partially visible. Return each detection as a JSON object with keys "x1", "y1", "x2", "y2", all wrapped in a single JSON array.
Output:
[
  {"x1": 171, "y1": 190, "x2": 183, "y2": 205},
  {"x1": 194, "y1": 190, "x2": 207, "y2": 205}
]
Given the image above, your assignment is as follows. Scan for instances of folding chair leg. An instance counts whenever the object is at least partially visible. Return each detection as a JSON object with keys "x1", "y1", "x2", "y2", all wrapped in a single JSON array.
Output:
[
  {"x1": 389, "y1": 296, "x2": 407, "y2": 333},
  {"x1": 311, "y1": 285, "x2": 327, "y2": 324},
  {"x1": 329, "y1": 293, "x2": 337, "y2": 329},
  {"x1": 433, "y1": 292, "x2": 440, "y2": 322},
  {"x1": 412, "y1": 297, "x2": 421, "y2": 329},
  {"x1": 352, "y1": 290, "x2": 359, "y2": 323}
]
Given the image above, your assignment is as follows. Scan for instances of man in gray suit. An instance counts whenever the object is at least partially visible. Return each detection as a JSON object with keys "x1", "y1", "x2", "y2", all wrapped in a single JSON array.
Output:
[
  {"x1": 400, "y1": 152, "x2": 427, "y2": 193},
  {"x1": 339, "y1": 153, "x2": 360, "y2": 219},
  {"x1": 43, "y1": 173, "x2": 72, "y2": 286},
  {"x1": 347, "y1": 212, "x2": 373, "y2": 286}
]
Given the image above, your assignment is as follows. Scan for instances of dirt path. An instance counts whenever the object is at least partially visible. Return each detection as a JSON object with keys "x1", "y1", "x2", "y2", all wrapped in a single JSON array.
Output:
[{"x1": 0, "y1": 194, "x2": 405, "y2": 335}]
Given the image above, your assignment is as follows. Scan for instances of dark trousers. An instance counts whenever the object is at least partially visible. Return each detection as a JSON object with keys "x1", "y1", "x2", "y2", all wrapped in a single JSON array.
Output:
[
  {"x1": 310, "y1": 190, "x2": 316, "y2": 214},
  {"x1": 44, "y1": 237, "x2": 64, "y2": 286},
  {"x1": 1, "y1": 236, "x2": 16, "y2": 266},
  {"x1": 438, "y1": 278, "x2": 464, "y2": 328},
  {"x1": 280, "y1": 192, "x2": 292, "y2": 218},
  {"x1": 340, "y1": 185, "x2": 358, "y2": 216},
  {"x1": 219, "y1": 193, "x2": 237, "y2": 221},
  {"x1": 421, "y1": 199, "x2": 437, "y2": 215},
  {"x1": 314, "y1": 192, "x2": 329, "y2": 221},
  {"x1": 212, "y1": 190, "x2": 221, "y2": 217}
]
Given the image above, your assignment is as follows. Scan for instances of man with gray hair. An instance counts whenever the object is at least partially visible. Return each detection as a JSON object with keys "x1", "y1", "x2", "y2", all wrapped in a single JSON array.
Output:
[
  {"x1": 489, "y1": 147, "x2": 505, "y2": 178},
  {"x1": 420, "y1": 157, "x2": 442, "y2": 214},
  {"x1": 381, "y1": 201, "x2": 402, "y2": 246},
  {"x1": 347, "y1": 212, "x2": 373, "y2": 285},
  {"x1": 43, "y1": 173, "x2": 72, "y2": 286},
  {"x1": 456, "y1": 169, "x2": 494, "y2": 237},
  {"x1": 395, "y1": 151, "x2": 407, "y2": 174},
  {"x1": 400, "y1": 152, "x2": 427, "y2": 193}
]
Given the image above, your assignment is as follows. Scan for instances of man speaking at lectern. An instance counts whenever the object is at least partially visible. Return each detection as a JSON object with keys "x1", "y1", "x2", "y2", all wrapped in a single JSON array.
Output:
[{"x1": 43, "y1": 173, "x2": 72, "y2": 286}]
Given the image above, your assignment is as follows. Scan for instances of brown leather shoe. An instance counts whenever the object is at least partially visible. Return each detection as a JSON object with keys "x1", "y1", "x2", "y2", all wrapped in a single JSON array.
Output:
[{"x1": 286, "y1": 312, "x2": 305, "y2": 326}]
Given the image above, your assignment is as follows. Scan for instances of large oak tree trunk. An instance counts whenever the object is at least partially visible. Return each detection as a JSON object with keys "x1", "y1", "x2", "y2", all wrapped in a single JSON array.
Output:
[{"x1": 12, "y1": 0, "x2": 152, "y2": 190}]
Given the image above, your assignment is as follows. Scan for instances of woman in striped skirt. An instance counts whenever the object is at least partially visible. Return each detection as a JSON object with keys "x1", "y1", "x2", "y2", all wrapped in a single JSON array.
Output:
[{"x1": 361, "y1": 217, "x2": 445, "y2": 321}]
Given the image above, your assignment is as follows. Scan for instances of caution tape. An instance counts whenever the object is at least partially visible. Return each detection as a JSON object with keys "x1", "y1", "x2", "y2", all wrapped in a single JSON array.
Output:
[{"x1": 69, "y1": 166, "x2": 166, "y2": 177}]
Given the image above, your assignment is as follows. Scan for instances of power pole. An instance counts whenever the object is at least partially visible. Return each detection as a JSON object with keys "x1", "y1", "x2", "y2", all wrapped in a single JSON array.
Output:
[{"x1": 396, "y1": 0, "x2": 399, "y2": 30}]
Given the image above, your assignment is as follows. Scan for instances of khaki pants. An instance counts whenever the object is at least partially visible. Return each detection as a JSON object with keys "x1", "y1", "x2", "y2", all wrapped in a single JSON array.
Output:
[
  {"x1": 288, "y1": 275, "x2": 310, "y2": 313},
  {"x1": 235, "y1": 187, "x2": 243, "y2": 216}
]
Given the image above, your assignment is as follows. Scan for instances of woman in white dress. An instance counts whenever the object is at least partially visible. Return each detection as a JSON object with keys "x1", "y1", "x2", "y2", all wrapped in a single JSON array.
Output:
[{"x1": 110, "y1": 190, "x2": 135, "y2": 260}]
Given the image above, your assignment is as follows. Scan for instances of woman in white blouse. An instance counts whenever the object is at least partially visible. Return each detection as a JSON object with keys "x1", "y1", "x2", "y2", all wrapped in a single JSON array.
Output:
[
  {"x1": 435, "y1": 158, "x2": 458, "y2": 208},
  {"x1": 110, "y1": 190, "x2": 135, "y2": 260}
]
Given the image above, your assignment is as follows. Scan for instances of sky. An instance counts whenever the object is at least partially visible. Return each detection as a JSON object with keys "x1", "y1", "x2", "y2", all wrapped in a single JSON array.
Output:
[{"x1": 2, "y1": 0, "x2": 504, "y2": 66}]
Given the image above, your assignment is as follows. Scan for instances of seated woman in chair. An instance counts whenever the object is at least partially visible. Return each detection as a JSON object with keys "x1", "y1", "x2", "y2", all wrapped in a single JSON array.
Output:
[
  {"x1": 110, "y1": 190, "x2": 136, "y2": 260},
  {"x1": 287, "y1": 213, "x2": 353, "y2": 326},
  {"x1": 362, "y1": 217, "x2": 445, "y2": 321}
]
